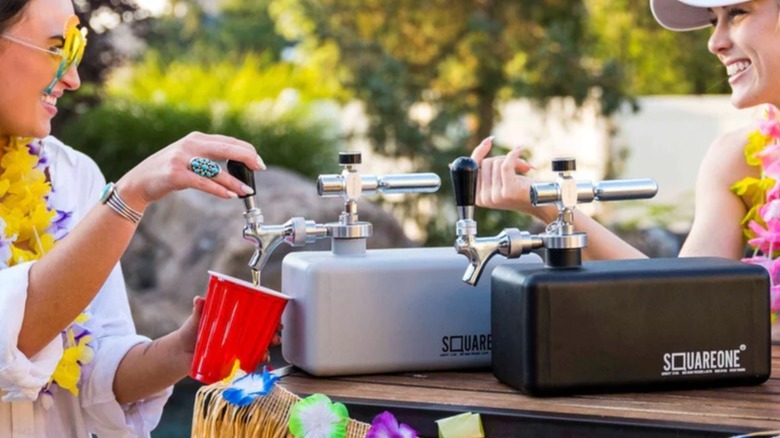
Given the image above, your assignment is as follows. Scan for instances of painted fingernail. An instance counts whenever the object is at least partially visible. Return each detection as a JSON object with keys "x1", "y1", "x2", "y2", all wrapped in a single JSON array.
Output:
[
  {"x1": 256, "y1": 156, "x2": 266, "y2": 169},
  {"x1": 227, "y1": 190, "x2": 238, "y2": 198},
  {"x1": 240, "y1": 184, "x2": 255, "y2": 195}
]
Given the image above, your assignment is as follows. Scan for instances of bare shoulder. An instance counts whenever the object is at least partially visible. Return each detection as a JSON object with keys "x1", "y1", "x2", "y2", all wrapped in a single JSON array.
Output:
[
  {"x1": 707, "y1": 126, "x2": 752, "y2": 155},
  {"x1": 699, "y1": 125, "x2": 759, "y2": 183}
]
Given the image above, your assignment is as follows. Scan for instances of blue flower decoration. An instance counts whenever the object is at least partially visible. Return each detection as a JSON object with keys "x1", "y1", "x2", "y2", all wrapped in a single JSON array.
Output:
[{"x1": 222, "y1": 366, "x2": 280, "y2": 407}]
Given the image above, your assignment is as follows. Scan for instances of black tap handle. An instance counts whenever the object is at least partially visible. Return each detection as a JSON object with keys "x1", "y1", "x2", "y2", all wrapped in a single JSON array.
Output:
[
  {"x1": 227, "y1": 160, "x2": 256, "y2": 199},
  {"x1": 552, "y1": 157, "x2": 576, "y2": 172},
  {"x1": 339, "y1": 151, "x2": 362, "y2": 165},
  {"x1": 450, "y1": 157, "x2": 478, "y2": 207}
]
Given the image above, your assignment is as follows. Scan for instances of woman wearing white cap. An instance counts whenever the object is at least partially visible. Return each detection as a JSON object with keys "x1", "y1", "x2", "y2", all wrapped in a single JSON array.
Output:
[{"x1": 471, "y1": 0, "x2": 780, "y2": 260}]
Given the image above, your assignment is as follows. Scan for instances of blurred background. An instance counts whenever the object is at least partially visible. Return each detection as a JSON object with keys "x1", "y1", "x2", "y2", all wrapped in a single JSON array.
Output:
[{"x1": 55, "y1": 0, "x2": 761, "y2": 435}]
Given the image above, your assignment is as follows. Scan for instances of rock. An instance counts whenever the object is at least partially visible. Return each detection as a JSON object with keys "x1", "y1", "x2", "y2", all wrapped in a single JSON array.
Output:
[
  {"x1": 613, "y1": 226, "x2": 685, "y2": 258},
  {"x1": 122, "y1": 167, "x2": 414, "y2": 339}
]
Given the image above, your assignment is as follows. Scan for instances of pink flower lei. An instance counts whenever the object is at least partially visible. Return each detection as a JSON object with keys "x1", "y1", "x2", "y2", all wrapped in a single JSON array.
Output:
[{"x1": 733, "y1": 105, "x2": 780, "y2": 323}]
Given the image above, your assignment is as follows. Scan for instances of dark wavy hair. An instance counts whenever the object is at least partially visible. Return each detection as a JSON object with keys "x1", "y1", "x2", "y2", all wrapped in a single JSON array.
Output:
[{"x1": 0, "y1": 0, "x2": 30, "y2": 34}]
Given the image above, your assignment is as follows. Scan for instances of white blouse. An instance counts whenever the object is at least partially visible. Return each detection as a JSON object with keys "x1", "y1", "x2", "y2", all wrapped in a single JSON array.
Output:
[{"x1": 0, "y1": 137, "x2": 172, "y2": 437}]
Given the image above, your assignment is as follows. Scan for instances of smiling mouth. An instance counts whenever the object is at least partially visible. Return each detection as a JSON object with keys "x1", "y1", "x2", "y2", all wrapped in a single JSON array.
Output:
[
  {"x1": 41, "y1": 94, "x2": 57, "y2": 106},
  {"x1": 726, "y1": 60, "x2": 752, "y2": 78}
]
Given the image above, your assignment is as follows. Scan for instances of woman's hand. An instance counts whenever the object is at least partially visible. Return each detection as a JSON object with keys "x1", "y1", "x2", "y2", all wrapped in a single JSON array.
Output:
[
  {"x1": 116, "y1": 132, "x2": 265, "y2": 212},
  {"x1": 176, "y1": 296, "x2": 206, "y2": 357},
  {"x1": 471, "y1": 136, "x2": 539, "y2": 216},
  {"x1": 262, "y1": 323, "x2": 283, "y2": 363},
  {"x1": 175, "y1": 296, "x2": 283, "y2": 364}
]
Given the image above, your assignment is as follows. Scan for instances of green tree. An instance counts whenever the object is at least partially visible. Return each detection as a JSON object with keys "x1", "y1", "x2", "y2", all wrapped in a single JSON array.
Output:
[
  {"x1": 587, "y1": 0, "x2": 727, "y2": 96},
  {"x1": 62, "y1": 1, "x2": 348, "y2": 183},
  {"x1": 283, "y1": 0, "x2": 628, "y2": 157},
  {"x1": 272, "y1": 0, "x2": 633, "y2": 243},
  {"x1": 139, "y1": 0, "x2": 288, "y2": 65}
]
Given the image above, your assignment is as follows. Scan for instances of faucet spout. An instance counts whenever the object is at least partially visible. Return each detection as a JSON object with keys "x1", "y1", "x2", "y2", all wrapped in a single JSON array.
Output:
[
  {"x1": 455, "y1": 228, "x2": 544, "y2": 286},
  {"x1": 243, "y1": 217, "x2": 331, "y2": 274},
  {"x1": 456, "y1": 235, "x2": 501, "y2": 286},
  {"x1": 244, "y1": 223, "x2": 287, "y2": 273}
]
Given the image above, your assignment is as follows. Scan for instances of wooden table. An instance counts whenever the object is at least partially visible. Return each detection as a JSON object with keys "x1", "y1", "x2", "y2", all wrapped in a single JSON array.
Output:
[{"x1": 279, "y1": 345, "x2": 780, "y2": 437}]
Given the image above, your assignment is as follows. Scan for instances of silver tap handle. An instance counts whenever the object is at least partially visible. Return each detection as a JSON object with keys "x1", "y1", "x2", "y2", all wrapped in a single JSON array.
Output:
[
  {"x1": 317, "y1": 173, "x2": 441, "y2": 197},
  {"x1": 531, "y1": 179, "x2": 658, "y2": 206},
  {"x1": 377, "y1": 173, "x2": 441, "y2": 194},
  {"x1": 593, "y1": 179, "x2": 658, "y2": 201}
]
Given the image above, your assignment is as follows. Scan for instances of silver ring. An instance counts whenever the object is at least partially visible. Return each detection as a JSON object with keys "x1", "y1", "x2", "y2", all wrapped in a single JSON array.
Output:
[{"x1": 189, "y1": 157, "x2": 221, "y2": 179}]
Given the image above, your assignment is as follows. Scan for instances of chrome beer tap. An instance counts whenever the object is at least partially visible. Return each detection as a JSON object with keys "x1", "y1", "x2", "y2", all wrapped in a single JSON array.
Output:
[
  {"x1": 227, "y1": 161, "x2": 329, "y2": 284},
  {"x1": 317, "y1": 152, "x2": 441, "y2": 241},
  {"x1": 450, "y1": 156, "x2": 659, "y2": 286},
  {"x1": 450, "y1": 157, "x2": 543, "y2": 286}
]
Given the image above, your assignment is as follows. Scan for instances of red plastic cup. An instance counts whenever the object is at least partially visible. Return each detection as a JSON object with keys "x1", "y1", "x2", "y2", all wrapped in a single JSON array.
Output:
[{"x1": 190, "y1": 271, "x2": 290, "y2": 384}]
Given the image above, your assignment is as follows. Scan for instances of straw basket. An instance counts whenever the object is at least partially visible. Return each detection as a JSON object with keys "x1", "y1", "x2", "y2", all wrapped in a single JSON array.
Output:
[{"x1": 192, "y1": 382, "x2": 371, "y2": 438}]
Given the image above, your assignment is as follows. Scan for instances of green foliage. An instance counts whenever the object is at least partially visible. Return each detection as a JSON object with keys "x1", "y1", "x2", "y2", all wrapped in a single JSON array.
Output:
[
  {"x1": 587, "y1": 0, "x2": 727, "y2": 95},
  {"x1": 281, "y1": 0, "x2": 633, "y2": 242},
  {"x1": 141, "y1": 0, "x2": 287, "y2": 65},
  {"x1": 293, "y1": 0, "x2": 630, "y2": 154},
  {"x1": 59, "y1": 100, "x2": 341, "y2": 182},
  {"x1": 72, "y1": 2, "x2": 348, "y2": 183},
  {"x1": 60, "y1": 0, "x2": 728, "y2": 244},
  {"x1": 106, "y1": 53, "x2": 347, "y2": 110}
]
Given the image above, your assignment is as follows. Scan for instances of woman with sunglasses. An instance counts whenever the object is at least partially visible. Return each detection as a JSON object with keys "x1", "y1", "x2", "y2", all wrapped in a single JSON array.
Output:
[
  {"x1": 470, "y1": 0, "x2": 780, "y2": 261},
  {"x1": 0, "y1": 0, "x2": 272, "y2": 436}
]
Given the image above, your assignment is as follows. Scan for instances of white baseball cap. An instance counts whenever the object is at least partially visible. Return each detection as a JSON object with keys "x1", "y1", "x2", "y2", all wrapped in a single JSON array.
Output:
[{"x1": 650, "y1": 0, "x2": 746, "y2": 31}]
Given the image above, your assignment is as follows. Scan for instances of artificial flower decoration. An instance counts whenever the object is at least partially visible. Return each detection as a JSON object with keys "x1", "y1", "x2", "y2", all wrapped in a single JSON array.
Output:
[
  {"x1": 222, "y1": 366, "x2": 279, "y2": 407},
  {"x1": 745, "y1": 130, "x2": 772, "y2": 166},
  {"x1": 288, "y1": 393, "x2": 349, "y2": 438},
  {"x1": 221, "y1": 359, "x2": 244, "y2": 384},
  {"x1": 760, "y1": 105, "x2": 780, "y2": 138},
  {"x1": 367, "y1": 411, "x2": 417, "y2": 438},
  {"x1": 48, "y1": 209, "x2": 72, "y2": 241},
  {"x1": 733, "y1": 105, "x2": 780, "y2": 321},
  {"x1": 0, "y1": 217, "x2": 12, "y2": 268},
  {"x1": 49, "y1": 323, "x2": 93, "y2": 396},
  {"x1": 435, "y1": 412, "x2": 484, "y2": 438},
  {"x1": 0, "y1": 137, "x2": 85, "y2": 397}
]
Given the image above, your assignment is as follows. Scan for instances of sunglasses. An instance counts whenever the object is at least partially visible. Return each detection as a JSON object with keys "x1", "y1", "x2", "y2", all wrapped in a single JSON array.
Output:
[{"x1": 0, "y1": 15, "x2": 88, "y2": 94}]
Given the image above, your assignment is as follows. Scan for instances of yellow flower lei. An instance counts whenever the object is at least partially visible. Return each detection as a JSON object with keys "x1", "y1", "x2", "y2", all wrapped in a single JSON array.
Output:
[{"x1": 0, "y1": 137, "x2": 93, "y2": 397}]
